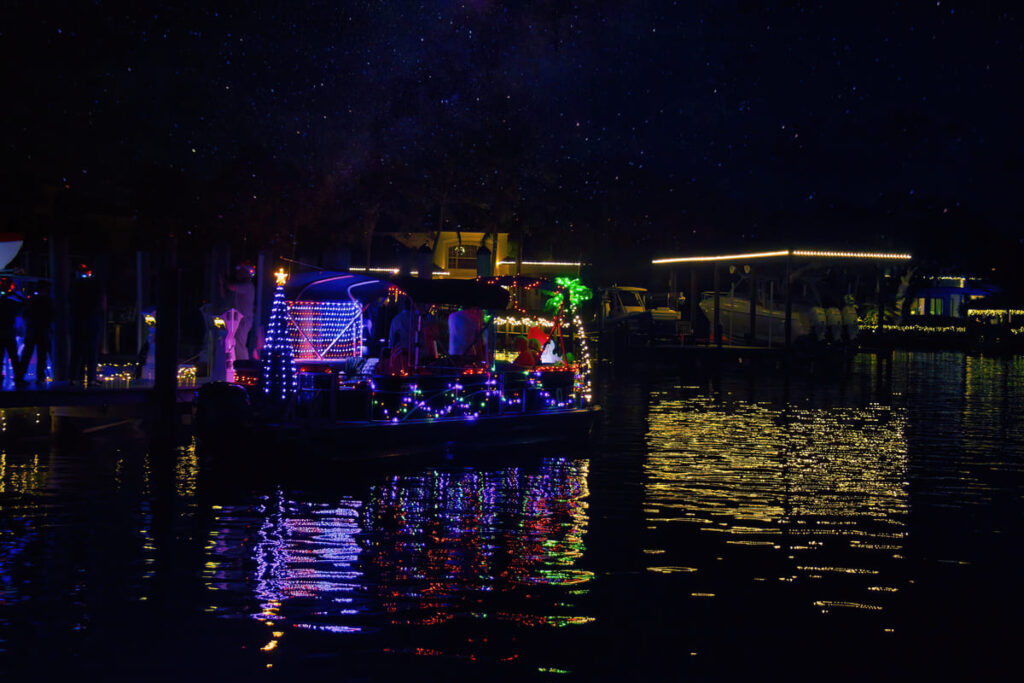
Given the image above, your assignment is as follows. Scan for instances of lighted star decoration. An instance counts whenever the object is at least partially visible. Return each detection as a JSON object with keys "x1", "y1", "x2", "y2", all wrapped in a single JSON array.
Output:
[{"x1": 274, "y1": 269, "x2": 289, "y2": 285}]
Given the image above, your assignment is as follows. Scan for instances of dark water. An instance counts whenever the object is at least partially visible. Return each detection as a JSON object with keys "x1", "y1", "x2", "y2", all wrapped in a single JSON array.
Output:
[{"x1": 2, "y1": 352, "x2": 1023, "y2": 680}]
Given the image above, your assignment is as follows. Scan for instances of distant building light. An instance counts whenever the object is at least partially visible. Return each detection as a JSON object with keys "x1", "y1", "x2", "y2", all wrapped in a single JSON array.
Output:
[
  {"x1": 653, "y1": 249, "x2": 912, "y2": 264},
  {"x1": 497, "y1": 260, "x2": 583, "y2": 267}
]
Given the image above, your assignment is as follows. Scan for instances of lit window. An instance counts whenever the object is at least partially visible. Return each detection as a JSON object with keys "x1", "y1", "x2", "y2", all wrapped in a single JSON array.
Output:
[{"x1": 447, "y1": 245, "x2": 478, "y2": 270}]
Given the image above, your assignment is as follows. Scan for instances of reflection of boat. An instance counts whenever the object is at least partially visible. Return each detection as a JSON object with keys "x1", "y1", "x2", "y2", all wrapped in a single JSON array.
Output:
[
  {"x1": 202, "y1": 456, "x2": 593, "y2": 654},
  {"x1": 197, "y1": 272, "x2": 598, "y2": 454}
]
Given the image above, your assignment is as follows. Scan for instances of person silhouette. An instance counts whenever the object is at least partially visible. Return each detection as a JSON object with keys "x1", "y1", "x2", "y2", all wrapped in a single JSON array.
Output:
[{"x1": 0, "y1": 277, "x2": 25, "y2": 388}]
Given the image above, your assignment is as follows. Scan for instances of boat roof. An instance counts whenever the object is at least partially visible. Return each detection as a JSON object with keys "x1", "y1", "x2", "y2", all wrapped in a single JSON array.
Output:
[
  {"x1": 393, "y1": 275, "x2": 510, "y2": 308},
  {"x1": 284, "y1": 270, "x2": 510, "y2": 309},
  {"x1": 284, "y1": 271, "x2": 393, "y2": 304}
]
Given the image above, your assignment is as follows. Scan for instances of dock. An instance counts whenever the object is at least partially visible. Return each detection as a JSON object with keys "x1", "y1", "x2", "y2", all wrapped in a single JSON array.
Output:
[{"x1": 0, "y1": 380, "x2": 200, "y2": 437}]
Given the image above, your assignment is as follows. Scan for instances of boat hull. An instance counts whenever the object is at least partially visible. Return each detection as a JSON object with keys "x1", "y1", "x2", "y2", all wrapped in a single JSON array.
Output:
[
  {"x1": 204, "y1": 405, "x2": 600, "y2": 460},
  {"x1": 698, "y1": 295, "x2": 855, "y2": 346}
]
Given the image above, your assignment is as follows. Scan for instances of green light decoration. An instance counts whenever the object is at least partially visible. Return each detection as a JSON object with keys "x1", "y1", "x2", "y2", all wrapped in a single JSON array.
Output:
[{"x1": 545, "y1": 277, "x2": 592, "y2": 311}]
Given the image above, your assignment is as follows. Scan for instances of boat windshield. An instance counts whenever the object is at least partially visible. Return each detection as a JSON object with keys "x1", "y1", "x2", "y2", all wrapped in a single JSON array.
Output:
[{"x1": 620, "y1": 291, "x2": 645, "y2": 308}]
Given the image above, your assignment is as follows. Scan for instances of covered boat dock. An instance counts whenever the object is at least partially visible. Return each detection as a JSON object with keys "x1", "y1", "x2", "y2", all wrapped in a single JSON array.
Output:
[{"x1": 650, "y1": 248, "x2": 913, "y2": 353}]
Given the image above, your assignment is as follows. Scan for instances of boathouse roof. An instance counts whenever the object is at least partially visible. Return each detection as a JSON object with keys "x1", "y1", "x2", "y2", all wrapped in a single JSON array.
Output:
[{"x1": 651, "y1": 249, "x2": 912, "y2": 265}]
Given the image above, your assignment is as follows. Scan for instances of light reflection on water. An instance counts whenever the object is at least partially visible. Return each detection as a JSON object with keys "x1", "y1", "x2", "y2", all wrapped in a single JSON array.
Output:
[
  {"x1": 2, "y1": 352, "x2": 1024, "y2": 677},
  {"x1": 201, "y1": 458, "x2": 592, "y2": 663},
  {"x1": 644, "y1": 395, "x2": 909, "y2": 615}
]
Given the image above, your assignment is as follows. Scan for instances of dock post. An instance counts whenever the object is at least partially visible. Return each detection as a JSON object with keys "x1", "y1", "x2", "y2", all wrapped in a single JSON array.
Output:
[
  {"x1": 689, "y1": 269, "x2": 698, "y2": 344},
  {"x1": 713, "y1": 264, "x2": 721, "y2": 350},
  {"x1": 148, "y1": 240, "x2": 180, "y2": 576},
  {"x1": 748, "y1": 267, "x2": 757, "y2": 345},
  {"x1": 875, "y1": 271, "x2": 884, "y2": 336},
  {"x1": 784, "y1": 253, "x2": 793, "y2": 355},
  {"x1": 152, "y1": 241, "x2": 179, "y2": 445},
  {"x1": 136, "y1": 251, "x2": 149, "y2": 354},
  {"x1": 49, "y1": 234, "x2": 70, "y2": 382}
]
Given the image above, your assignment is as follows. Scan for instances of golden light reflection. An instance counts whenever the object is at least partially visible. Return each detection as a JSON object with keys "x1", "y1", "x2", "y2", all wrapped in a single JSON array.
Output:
[
  {"x1": 0, "y1": 451, "x2": 44, "y2": 497},
  {"x1": 175, "y1": 439, "x2": 199, "y2": 497},
  {"x1": 644, "y1": 392, "x2": 909, "y2": 613}
]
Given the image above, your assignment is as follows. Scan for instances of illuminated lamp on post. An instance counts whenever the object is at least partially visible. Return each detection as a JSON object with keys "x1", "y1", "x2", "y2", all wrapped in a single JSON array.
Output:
[
  {"x1": 142, "y1": 309, "x2": 157, "y2": 381},
  {"x1": 210, "y1": 316, "x2": 228, "y2": 382},
  {"x1": 262, "y1": 269, "x2": 298, "y2": 400}
]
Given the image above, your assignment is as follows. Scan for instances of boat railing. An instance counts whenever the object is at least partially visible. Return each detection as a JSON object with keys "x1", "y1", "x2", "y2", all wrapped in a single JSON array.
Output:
[{"x1": 293, "y1": 366, "x2": 584, "y2": 423}]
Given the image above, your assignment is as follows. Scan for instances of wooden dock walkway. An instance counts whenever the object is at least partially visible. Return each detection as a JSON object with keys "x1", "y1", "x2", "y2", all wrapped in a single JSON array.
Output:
[{"x1": 0, "y1": 382, "x2": 198, "y2": 408}]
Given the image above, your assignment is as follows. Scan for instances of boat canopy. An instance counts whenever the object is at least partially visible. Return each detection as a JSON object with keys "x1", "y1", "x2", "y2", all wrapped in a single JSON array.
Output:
[
  {"x1": 391, "y1": 276, "x2": 510, "y2": 309},
  {"x1": 284, "y1": 271, "x2": 395, "y2": 304},
  {"x1": 283, "y1": 270, "x2": 510, "y2": 309}
]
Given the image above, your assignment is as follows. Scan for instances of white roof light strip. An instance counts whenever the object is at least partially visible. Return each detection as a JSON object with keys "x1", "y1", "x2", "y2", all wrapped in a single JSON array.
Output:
[
  {"x1": 653, "y1": 249, "x2": 912, "y2": 264},
  {"x1": 652, "y1": 250, "x2": 790, "y2": 264},
  {"x1": 791, "y1": 250, "x2": 912, "y2": 260}
]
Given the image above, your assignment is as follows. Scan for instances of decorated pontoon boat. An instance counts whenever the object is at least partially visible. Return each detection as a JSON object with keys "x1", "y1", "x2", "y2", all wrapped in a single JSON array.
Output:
[{"x1": 196, "y1": 270, "x2": 598, "y2": 455}]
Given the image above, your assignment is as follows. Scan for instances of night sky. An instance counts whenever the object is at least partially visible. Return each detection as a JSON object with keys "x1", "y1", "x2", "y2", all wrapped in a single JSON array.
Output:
[{"x1": 4, "y1": 1, "x2": 1023, "y2": 273}]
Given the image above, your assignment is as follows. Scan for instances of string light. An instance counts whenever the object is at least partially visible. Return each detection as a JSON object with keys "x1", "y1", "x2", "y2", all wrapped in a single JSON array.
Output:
[
  {"x1": 872, "y1": 324, "x2": 966, "y2": 334},
  {"x1": 653, "y1": 249, "x2": 912, "y2": 264},
  {"x1": 791, "y1": 250, "x2": 912, "y2": 260},
  {"x1": 92, "y1": 363, "x2": 196, "y2": 386},
  {"x1": 552, "y1": 276, "x2": 593, "y2": 309},
  {"x1": 367, "y1": 369, "x2": 585, "y2": 422},
  {"x1": 493, "y1": 315, "x2": 558, "y2": 327},
  {"x1": 267, "y1": 273, "x2": 596, "y2": 420},
  {"x1": 348, "y1": 266, "x2": 451, "y2": 276},
  {"x1": 263, "y1": 283, "x2": 299, "y2": 400},
  {"x1": 288, "y1": 301, "x2": 362, "y2": 361},
  {"x1": 653, "y1": 250, "x2": 790, "y2": 264},
  {"x1": 967, "y1": 309, "x2": 1024, "y2": 317}
]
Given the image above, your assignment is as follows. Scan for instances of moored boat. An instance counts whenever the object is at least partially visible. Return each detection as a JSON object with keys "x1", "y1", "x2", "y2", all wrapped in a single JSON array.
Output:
[{"x1": 196, "y1": 270, "x2": 599, "y2": 457}]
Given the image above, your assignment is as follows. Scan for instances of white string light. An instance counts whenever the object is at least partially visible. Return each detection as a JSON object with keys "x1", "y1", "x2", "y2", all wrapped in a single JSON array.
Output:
[{"x1": 653, "y1": 249, "x2": 912, "y2": 264}]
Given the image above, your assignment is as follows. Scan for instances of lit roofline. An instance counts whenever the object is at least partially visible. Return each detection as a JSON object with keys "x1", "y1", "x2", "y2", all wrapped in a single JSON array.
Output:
[
  {"x1": 652, "y1": 249, "x2": 912, "y2": 264},
  {"x1": 497, "y1": 259, "x2": 584, "y2": 267},
  {"x1": 652, "y1": 250, "x2": 789, "y2": 264},
  {"x1": 791, "y1": 250, "x2": 912, "y2": 260}
]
